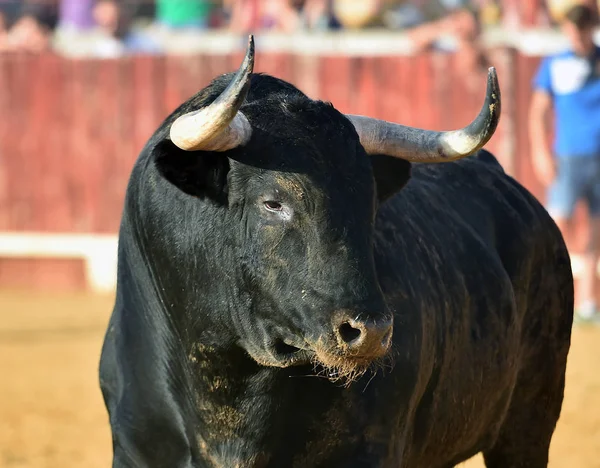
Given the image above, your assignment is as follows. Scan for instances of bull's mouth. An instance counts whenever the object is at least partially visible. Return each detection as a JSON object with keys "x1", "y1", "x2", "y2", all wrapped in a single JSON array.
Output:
[
  {"x1": 271, "y1": 339, "x2": 313, "y2": 366},
  {"x1": 267, "y1": 338, "x2": 388, "y2": 385},
  {"x1": 273, "y1": 339, "x2": 303, "y2": 357}
]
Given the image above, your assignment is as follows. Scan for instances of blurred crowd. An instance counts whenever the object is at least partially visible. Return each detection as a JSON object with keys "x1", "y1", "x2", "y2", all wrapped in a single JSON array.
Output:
[{"x1": 0, "y1": 0, "x2": 593, "y2": 57}]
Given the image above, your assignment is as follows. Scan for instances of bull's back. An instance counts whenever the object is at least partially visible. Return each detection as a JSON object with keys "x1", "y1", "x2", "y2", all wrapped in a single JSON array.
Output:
[{"x1": 372, "y1": 154, "x2": 573, "y2": 466}]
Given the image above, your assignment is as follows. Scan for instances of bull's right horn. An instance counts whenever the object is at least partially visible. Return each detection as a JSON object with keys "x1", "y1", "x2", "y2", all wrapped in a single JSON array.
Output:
[
  {"x1": 346, "y1": 67, "x2": 501, "y2": 163},
  {"x1": 170, "y1": 35, "x2": 255, "y2": 152}
]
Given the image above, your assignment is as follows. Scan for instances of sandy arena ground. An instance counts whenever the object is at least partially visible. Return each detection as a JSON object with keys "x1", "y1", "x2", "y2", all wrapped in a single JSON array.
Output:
[{"x1": 0, "y1": 291, "x2": 599, "y2": 468}]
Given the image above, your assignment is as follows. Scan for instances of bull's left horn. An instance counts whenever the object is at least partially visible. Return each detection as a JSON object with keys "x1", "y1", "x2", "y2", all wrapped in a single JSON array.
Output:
[
  {"x1": 170, "y1": 35, "x2": 255, "y2": 152},
  {"x1": 346, "y1": 67, "x2": 501, "y2": 163}
]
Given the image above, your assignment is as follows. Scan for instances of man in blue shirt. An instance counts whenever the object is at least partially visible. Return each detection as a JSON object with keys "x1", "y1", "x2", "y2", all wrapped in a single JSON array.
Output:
[{"x1": 529, "y1": 4, "x2": 600, "y2": 324}]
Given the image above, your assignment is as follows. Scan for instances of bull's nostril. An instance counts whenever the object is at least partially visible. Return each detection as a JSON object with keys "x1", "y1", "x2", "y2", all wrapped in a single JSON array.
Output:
[{"x1": 338, "y1": 322, "x2": 362, "y2": 344}]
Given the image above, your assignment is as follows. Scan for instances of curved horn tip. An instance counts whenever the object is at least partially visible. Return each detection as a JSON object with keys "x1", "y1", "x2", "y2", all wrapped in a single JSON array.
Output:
[
  {"x1": 487, "y1": 67, "x2": 500, "y2": 100},
  {"x1": 486, "y1": 66, "x2": 501, "y2": 120},
  {"x1": 244, "y1": 34, "x2": 255, "y2": 72}
]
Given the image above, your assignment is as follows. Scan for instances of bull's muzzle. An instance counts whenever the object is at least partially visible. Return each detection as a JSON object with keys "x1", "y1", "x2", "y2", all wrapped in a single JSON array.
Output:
[{"x1": 332, "y1": 313, "x2": 393, "y2": 359}]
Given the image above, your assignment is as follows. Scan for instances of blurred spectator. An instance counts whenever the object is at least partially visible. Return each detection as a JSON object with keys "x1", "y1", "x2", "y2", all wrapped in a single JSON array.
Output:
[
  {"x1": 133, "y1": 0, "x2": 156, "y2": 20},
  {"x1": 298, "y1": 0, "x2": 328, "y2": 29},
  {"x1": 58, "y1": 0, "x2": 95, "y2": 32},
  {"x1": 548, "y1": 0, "x2": 599, "y2": 25},
  {"x1": 260, "y1": 0, "x2": 300, "y2": 31},
  {"x1": 226, "y1": 0, "x2": 338, "y2": 33},
  {"x1": 479, "y1": 0, "x2": 501, "y2": 26},
  {"x1": 91, "y1": 0, "x2": 162, "y2": 57},
  {"x1": 408, "y1": 6, "x2": 474, "y2": 50},
  {"x1": 407, "y1": 6, "x2": 489, "y2": 91},
  {"x1": 226, "y1": 0, "x2": 295, "y2": 33},
  {"x1": 90, "y1": 0, "x2": 124, "y2": 56},
  {"x1": 383, "y1": 0, "x2": 504, "y2": 30},
  {"x1": 332, "y1": 0, "x2": 382, "y2": 29},
  {"x1": 382, "y1": 1, "x2": 427, "y2": 29},
  {"x1": 225, "y1": 0, "x2": 256, "y2": 33},
  {"x1": 155, "y1": 0, "x2": 212, "y2": 30},
  {"x1": 529, "y1": 4, "x2": 600, "y2": 324},
  {"x1": 382, "y1": 0, "x2": 465, "y2": 29},
  {"x1": 1, "y1": 0, "x2": 58, "y2": 53},
  {"x1": 295, "y1": 0, "x2": 340, "y2": 30}
]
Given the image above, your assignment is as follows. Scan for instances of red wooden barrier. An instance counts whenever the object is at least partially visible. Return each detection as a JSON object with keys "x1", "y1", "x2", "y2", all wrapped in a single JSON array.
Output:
[{"x1": 0, "y1": 49, "x2": 583, "y2": 290}]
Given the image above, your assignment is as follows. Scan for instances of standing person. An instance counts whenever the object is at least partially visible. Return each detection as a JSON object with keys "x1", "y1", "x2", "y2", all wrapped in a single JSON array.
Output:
[{"x1": 529, "y1": 3, "x2": 600, "y2": 324}]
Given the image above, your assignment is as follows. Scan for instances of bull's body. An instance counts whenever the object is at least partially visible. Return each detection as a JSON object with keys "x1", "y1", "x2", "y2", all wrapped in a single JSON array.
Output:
[{"x1": 100, "y1": 64, "x2": 573, "y2": 468}]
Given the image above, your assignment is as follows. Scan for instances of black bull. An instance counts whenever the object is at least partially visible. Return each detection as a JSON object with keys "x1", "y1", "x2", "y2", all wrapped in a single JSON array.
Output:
[{"x1": 99, "y1": 37, "x2": 574, "y2": 467}]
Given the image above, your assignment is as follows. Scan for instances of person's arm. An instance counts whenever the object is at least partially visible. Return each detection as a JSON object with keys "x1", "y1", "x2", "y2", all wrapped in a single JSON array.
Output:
[
  {"x1": 406, "y1": 20, "x2": 444, "y2": 52},
  {"x1": 528, "y1": 59, "x2": 556, "y2": 186},
  {"x1": 406, "y1": 12, "x2": 463, "y2": 53}
]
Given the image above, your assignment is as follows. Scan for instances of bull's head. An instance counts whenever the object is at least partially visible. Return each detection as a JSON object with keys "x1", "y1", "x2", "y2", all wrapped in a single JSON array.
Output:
[{"x1": 155, "y1": 36, "x2": 500, "y2": 383}]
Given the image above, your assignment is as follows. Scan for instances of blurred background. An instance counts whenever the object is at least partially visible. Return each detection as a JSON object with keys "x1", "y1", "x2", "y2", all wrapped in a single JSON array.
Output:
[{"x1": 0, "y1": 0, "x2": 599, "y2": 467}]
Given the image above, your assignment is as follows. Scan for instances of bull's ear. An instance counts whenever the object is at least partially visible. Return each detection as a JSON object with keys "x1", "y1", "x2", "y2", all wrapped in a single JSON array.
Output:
[
  {"x1": 370, "y1": 154, "x2": 412, "y2": 203},
  {"x1": 153, "y1": 139, "x2": 230, "y2": 203}
]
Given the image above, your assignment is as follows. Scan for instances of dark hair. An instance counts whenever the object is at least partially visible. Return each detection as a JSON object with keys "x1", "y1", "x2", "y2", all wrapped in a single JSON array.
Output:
[
  {"x1": 564, "y1": 4, "x2": 596, "y2": 30},
  {"x1": 17, "y1": 0, "x2": 60, "y2": 31}
]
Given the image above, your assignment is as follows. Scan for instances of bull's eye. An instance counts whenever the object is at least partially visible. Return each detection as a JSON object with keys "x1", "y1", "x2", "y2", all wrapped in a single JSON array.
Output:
[{"x1": 263, "y1": 201, "x2": 283, "y2": 212}]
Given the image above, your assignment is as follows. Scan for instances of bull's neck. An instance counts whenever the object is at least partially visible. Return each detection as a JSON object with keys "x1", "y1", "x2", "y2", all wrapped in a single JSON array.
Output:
[
  {"x1": 186, "y1": 342, "x2": 283, "y2": 467},
  {"x1": 185, "y1": 340, "x2": 362, "y2": 468}
]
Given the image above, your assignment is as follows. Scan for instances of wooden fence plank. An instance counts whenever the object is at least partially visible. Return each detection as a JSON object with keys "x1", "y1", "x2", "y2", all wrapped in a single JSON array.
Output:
[
  {"x1": 96, "y1": 59, "x2": 124, "y2": 233},
  {"x1": 319, "y1": 56, "x2": 351, "y2": 112},
  {"x1": 0, "y1": 54, "x2": 12, "y2": 230},
  {"x1": 9, "y1": 55, "x2": 34, "y2": 232},
  {"x1": 35, "y1": 55, "x2": 70, "y2": 233}
]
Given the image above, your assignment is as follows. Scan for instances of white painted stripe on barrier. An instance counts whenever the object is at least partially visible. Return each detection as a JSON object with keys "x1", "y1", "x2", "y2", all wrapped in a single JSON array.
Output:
[
  {"x1": 569, "y1": 255, "x2": 598, "y2": 279},
  {"x1": 0, "y1": 232, "x2": 118, "y2": 293},
  {"x1": 0, "y1": 232, "x2": 594, "y2": 292},
  {"x1": 53, "y1": 28, "x2": 600, "y2": 58}
]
